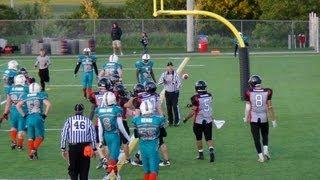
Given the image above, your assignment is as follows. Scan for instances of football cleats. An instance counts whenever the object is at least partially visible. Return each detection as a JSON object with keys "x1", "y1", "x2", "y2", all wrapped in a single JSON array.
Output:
[
  {"x1": 103, "y1": 92, "x2": 117, "y2": 106},
  {"x1": 133, "y1": 83, "x2": 145, "y2": 96},
  {"x1": 145, "y1": 81, "x2": 157, "y2": 94},
  {"x1": 140, "y1": 100, "x2": 153, "y2": 115},
  {"x1": 83, "y1": 48, "x2": 91, "y2": 55},
  {"x1": 8, "y1": 60, "x2": 19, "y2": 70},
  {"x1": 29, "y1": 83, "x2": 41, "y2": 94},
  {"x1": 14, "y1": 74, "x2": 26, "y2": 86},
  {"x1": 248, "y1": 75, "x2": 262, "y2": 87},
  {"x1": 195, "y1": 80, "x2": 207, "y2": 92},
  {"x1": 109, "y1": 54, "x2": 119, "y2": 63},
  {"x1": 142, "y1": 54, "x2": 150, "y2": 63}
]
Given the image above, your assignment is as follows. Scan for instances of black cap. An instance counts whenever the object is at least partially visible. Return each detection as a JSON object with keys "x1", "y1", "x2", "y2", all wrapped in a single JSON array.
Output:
[
  {"x1": 74, "y1": 104, "x2": 84, "y2": 112},
  {"x1": 167, "y1": 62, "x2": 173, "y2": 66}
]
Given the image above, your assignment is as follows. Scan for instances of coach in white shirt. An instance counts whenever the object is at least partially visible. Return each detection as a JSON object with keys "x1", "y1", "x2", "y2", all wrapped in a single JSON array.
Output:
[
  {"x1": 35, "y1": 48, "x2": 50, "y2": 91},
  {"x1": 158, "y1": 62, "x2": 182, "y2": 126}
]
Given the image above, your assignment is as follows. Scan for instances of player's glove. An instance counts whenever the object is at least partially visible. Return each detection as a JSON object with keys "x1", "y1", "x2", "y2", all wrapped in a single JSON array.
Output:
[
  {"x1": 74, "y1": 74, "x2": 77, "y2": 78},
  {"x1": 183, "y1": 118, "x2": 188, "y2": 123},
  {"x1": 272, "y1": 120, "x2": 277, "y2": 128},
  {"x1": 42, "y1": 114, "x2": 47, "y2": 120},
  {"x1": 0, "y1": 113, "x2": 8, "y2": 122}
]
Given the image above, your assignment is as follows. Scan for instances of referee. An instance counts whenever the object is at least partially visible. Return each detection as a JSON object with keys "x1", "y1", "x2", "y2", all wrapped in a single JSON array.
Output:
[
  {"x1": 158, "y1": 62, "x2": 182, "y2": 126},
  {"x1": 60, "y1": 104, "x2": 97, "y2": 180},
  {"x1": 34, "y1": 48, "x2": 51, "y2": 91}
]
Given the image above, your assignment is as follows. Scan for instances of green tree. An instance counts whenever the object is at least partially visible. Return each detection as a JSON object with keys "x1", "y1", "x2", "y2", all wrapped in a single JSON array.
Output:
[{"x1": 0, "y1": 4, "x2": 19, "y2": 19}]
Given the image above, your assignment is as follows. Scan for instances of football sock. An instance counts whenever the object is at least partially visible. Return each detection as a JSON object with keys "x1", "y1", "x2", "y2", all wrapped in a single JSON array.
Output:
[
  {"x1": 17, "y1": 137, "x2": 24, "y2": 147},
  {"x1": 28, "y1": 140, "x2": 34, "y2": 155},
  {"x1": 107, "y1": 160, "x2": 117, "y2": 174},
  {"x1": 258, "y1": 153, "x2": 264, "y2": 159},
  {"x1": 9, "y1": 130, "x2": 17, "y2": 143},
  {"x1": 34, "y1": 137, "x2": 43, "y2": 150},
  {"x1": 87, "y1": 88, "x2": 93, "y2": 96},
  {"x1": 144, "y1": 173, "x2": 150, "y2": 180},
  {"x1": 82, "y1": 88, "x2": 87, "y2": 98},
  {"x1": 263, "y1": 146, "x2": 269, "y2": 153},
  {"x1": 209, "y1": 147, "x2": 214, "y2": 153},
  {"x1": 149, "y1": 172, "x2": 157, "y2": 180}
]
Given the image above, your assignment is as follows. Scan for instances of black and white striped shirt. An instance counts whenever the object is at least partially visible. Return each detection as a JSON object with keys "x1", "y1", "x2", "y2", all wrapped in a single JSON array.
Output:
[
  {"x1": 60, "y1": 115, "x2": 96, "y2": 149},
  {"x1": 158, "y1": 70, "x2": 182, "y2": 92}
]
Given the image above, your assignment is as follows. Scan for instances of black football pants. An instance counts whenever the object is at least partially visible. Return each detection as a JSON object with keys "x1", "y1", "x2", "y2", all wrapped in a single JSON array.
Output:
[
  {"x1": 165, "y1": 91, "x2": 180, "y2": 124},
  {"x1": 68, "y1": 143, "x2": 91, "y2": 180},
  {"x1": 250, "y1": 122, "x2": 269, "y2": 154}
]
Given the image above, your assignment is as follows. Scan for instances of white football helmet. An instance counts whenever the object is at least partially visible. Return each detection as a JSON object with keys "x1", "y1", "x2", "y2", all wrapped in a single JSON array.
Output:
[
  {"x1": 142, "y1": 54, "x2": 150, "y2": 60},
  {"x1": 140, "y1": 100, "x2": 153, "y2": 115},
  {"x1": 103, "y1": 91, "x2": 116, "y2": 106},
  {"x1": 109, "y1": 54, "x2": 119, "y2": 63},
  {"x1": 8, "y1": 60, "x2": 19, "y2": 70},
  {"x1": 83, "y1": 48, "x2": 91, "y2": 55},
  {"x1": 29, "y1": 83, "x2": 41, "y2": 94},
  {"x1": 14, "y1": 74, "x2": 26, "y2": 86}
]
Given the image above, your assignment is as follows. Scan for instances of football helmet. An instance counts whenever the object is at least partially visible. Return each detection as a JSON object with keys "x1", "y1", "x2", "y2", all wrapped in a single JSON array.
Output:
[
  {"x1": 103, "y1": 91, "x2": 117, "y2": 106},
  {"x1": 133, "y1": 83, "x2": 145, "y2": 96},
  {"x1": 109, "y1": 54, "x2": 119, "y2": 63},
  {"x1": 145, "y1": 81, "x2": 157, "y2": 94},
  {"x1": 29, "y1": 83, "x2": 41, "y2": 94},
  {"x1": 195, "y1": 80, "x2": 207, "y2": 92},
  {"x1": 8, "y1": 60, "x2": 19, "y2": 70},
  {"x1": 83, "y1": 48, "x2": 91, "y2": 55},
  {"x1": 140, "y1": 100, "x2": 153, "y2": 115},
  {"x1": 142, "y1": 54, "x2": 150, "y2": 63},
  {"x1": 14, "y1": 74, "x2": 26, "y2": 86},
  {"x1": 248, "y1": 75, "x2": 262, "y2": 87}
]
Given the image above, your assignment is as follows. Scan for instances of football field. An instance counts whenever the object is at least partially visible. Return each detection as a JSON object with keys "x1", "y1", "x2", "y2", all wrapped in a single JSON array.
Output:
[{"x1": 0, "y1": 54, "x2": 319, "y2": 179}]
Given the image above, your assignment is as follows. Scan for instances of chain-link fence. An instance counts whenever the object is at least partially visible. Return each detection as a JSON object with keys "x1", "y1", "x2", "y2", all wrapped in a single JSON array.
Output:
[{"x1": 0, "y1": 18, "x2": 312, "y2": 54}]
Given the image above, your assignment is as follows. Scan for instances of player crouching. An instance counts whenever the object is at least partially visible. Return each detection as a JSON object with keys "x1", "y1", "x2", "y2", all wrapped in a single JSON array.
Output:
[
  {"x1": 132, "y1": 100, "x2": 166, "y2": 180},
  {"x1": 183, "y1": 80, "x2": 215, "y2": 163}
]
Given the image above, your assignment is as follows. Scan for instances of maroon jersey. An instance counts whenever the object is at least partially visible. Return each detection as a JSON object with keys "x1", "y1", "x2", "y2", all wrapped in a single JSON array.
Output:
[
  {"x1": 116, "y1": 94, "x2": 129, "y2": 119},
  {"x1": 191, "y1": 92, "x2": 213, "y2": 124},
  {"x1": 245, "y1": 88, "x2": 272, "y2": 123},
  {"x1": 89, "y1": 91, "x2": 106, "y2": 107}
]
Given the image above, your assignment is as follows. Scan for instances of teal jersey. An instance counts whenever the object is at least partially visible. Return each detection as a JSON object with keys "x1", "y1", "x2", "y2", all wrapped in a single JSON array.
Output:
[
  {"x1": 3, "y1": 69, "x2": 18, "y2": 86},
  {"x1": 78, "y1": 54, "x2": 97, "y2": 73},
  {"x1": 21, "y1": 92, "x2": 48, "y2": 115},
  {"x1": 132, "y1": 115, "x2": 165, "y2": 142},
  {"x1": 8, "y1": 85, "x2": 29, "y2": 109},
  {"x1": 232, "y1": 34, "x2": 249, "y2": 45},
  {"x1": 102, "y1": 62, "x2": 122, "y2": 77},
  {"x1": 135, "y1": 60, "x2": 154, "y2": 84},
  {"x1": 95, "y1": 105, "x2": 123, "y2": 134}
]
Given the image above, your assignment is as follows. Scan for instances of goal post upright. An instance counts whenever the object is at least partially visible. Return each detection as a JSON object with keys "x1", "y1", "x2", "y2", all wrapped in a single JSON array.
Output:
[{"x1": 153, "y1": 0, "x2": 250, "y2": 100}]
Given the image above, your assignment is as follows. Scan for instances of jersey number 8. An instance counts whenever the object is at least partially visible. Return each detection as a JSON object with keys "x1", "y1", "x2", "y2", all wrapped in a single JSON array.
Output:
[{"x1": 255, "y1": 94, "x2": 263, "y2": 107}]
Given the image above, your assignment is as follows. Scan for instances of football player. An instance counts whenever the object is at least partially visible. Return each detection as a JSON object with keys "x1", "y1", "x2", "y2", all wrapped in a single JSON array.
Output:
[
  {"x1": 144, "y1": 82, "x2": 170, "y2": 167},
  {"x1": 1, "y1": 74, "x2": 29, "y2": 150},
  {"x1": 16, "y1": 83, "x2": 51, "y2": 160},
  {"x1": 88, "y1": 78, "x2": 111, "y2": 169},
  {"x1": 183, "y1": 80, "x2": 215, "y2": 163},
  {"x1": 74, "y1": 48, "x2": 99, "y2": 99},
  {"x1": 135, "y1": 54, "x2": 156, "y2": 85},
  {"x1": 3, "y1": 60, "x2": 19, "y2": 94},
  {"x1": 244, "y1": 75, "x2": 277, "y2": 162},
  {"x1": 132, "y1": 100, "x2": 166, "y2": 180},
  {"x1": 114, "y1": 84, "x2": 131, "y2": 163},
  {"x1": 96, "y1": 92, "x2": 130, "y2": 180},
  {"x1": 19, "y1": 67, "x2": 35, "y2": 85},
  {"x1": 99, "y1": 54, "x2": 123, "y2": 79}
]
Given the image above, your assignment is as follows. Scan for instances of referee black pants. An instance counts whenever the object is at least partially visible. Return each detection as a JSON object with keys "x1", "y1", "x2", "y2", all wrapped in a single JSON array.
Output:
[
  {"x1": 165, "y1": 91, "x2": 180, "y2": 125},
  {"x1": 250, "y1": 122, "x2": 269, "y2": 154},
  {"x1": 38, "y1": 68, "x2": 49, "y2": 91},
  {"x1": 68, "y1": 143, "x2": 91, "y2": 180}
]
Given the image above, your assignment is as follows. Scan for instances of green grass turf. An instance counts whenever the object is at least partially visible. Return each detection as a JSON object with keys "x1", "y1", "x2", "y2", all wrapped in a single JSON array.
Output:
[{"x1": 0, "y1": 54, "x2": 319, "y2": 179}]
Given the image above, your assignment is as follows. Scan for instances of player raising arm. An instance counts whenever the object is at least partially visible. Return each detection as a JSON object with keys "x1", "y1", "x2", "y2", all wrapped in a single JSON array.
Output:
[
  {"x1": 74, "y1": 48, "x2": 99, "y2": 99},
  {"x1": 183, "y1": 80, "x2": 215, "y2": 163},
  {"x1": 16, "y1": 83, "x2": 51, "y2": 160},
  {"x1": 244, "y1": 75, "x2": 277, "y2": 162}
]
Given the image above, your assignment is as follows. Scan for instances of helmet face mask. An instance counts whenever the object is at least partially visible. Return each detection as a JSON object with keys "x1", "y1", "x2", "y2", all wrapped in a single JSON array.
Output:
[
  {"x1": 248, "y1": 75, "x2": 262, "y2": 88},
  {"x1": 195, "y1": 80, "x2": 207, "y2": 92},
  {"x1": 14, "y1": 74, "x2": 26, "y2": 86},
  {"x1": 83, "y1": 48, "x2": 91, "y2": 56}
]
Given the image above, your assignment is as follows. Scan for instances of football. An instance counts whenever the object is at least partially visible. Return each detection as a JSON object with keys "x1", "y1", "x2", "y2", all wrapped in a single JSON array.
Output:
[{"x1": 182, "y1": 73, "x2": 189, "y2": 79}]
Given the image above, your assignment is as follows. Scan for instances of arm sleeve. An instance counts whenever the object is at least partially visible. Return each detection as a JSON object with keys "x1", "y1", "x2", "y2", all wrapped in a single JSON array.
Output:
[
  {"x1": 191, "y1": 95, "x2": 199, "y2": 106},
  {"x1": 97, "y1": 119, "x2": 104, "y2": 144},
  {"x1": 93, "y1": 62, "x2": 98, "y2": 76},
  {"x1": 88, "y1": 121, "x2": 96, "y2": 148},
  {"x1": 176, "y1": 73, "x2": 182, "y2": 89},
  {"x1": 266, "y1": 88, "x2": 273, "y2": 100},
  {"x1": 117, "y1": 117, "x2": 130, "y2": 141},
  {"x1": 244, "y1": 90, "x2": 250, "y2": 101},
  {"x1": 60, "y1": 120, "x2": 69, "y2": 149},
  {"x1": 74, "y1": 62, "x2": 81, "y2": 74}
]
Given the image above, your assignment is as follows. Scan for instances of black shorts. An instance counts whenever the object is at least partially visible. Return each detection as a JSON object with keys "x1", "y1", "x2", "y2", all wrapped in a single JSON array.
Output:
[
  {"x1": 120, "y1": 121, "x2": 130, "y2": 144},
  {"x1": 39, "y1": 68, "x2": 50, "y2": 82},
  {"x1": 193, "y1": 121, "x2": 213, "y2": 141},
  {"x1": 95, "y1": 125, "x2": 99, "y2": 143}
]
